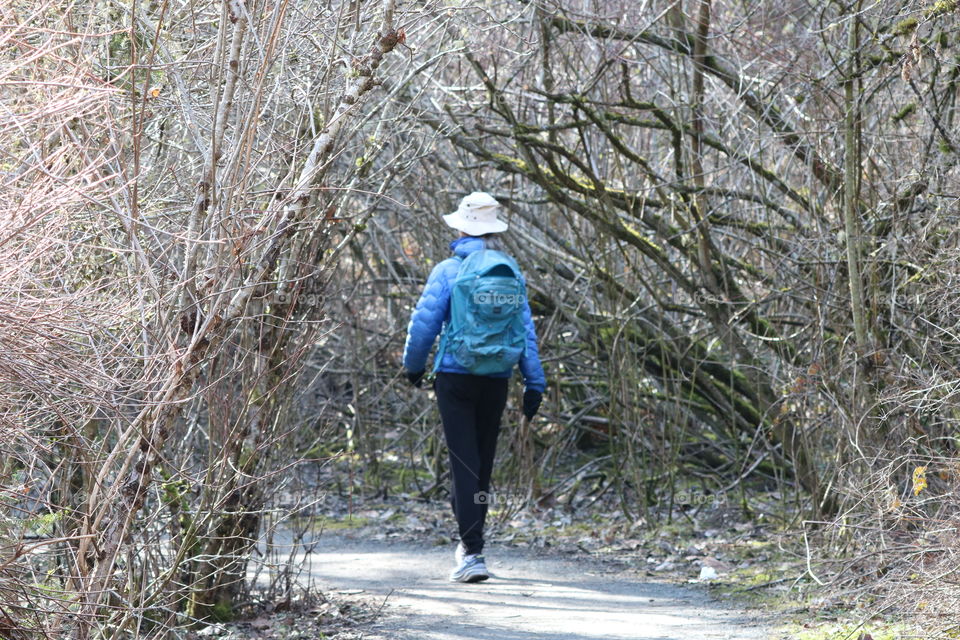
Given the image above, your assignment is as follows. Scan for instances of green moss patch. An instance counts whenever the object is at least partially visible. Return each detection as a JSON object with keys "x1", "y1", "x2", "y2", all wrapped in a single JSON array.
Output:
[
  {"x1": 892, "y1": 103, "x2": 917, "y2": 123},
  {"x1": 778, "y1": 620, "x2": 917, "y2": 640}
]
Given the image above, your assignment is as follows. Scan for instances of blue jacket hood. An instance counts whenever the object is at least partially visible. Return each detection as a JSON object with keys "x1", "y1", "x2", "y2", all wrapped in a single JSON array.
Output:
[{"x1": 451, "y1": 236, "x2": 486, "y2": 258}]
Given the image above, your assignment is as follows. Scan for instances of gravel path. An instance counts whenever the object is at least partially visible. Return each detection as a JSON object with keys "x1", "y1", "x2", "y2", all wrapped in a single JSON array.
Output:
[{"x1": 302, "y1": 534, "x2": 771, "y2": 640}]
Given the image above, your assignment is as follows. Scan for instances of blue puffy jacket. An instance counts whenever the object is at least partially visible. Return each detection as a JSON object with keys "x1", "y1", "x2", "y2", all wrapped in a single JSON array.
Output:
[{"x1": 402, "y1": 236, "x2": 547, "y2": 392}]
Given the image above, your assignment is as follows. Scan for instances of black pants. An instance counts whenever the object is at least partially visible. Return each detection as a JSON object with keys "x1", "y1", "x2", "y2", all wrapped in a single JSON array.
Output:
[{"x1": 434, "y1": 372, "x2": 509, "y2": 556}]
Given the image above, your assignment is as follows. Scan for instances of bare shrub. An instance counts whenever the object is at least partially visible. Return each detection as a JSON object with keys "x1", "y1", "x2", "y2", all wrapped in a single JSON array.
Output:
[{"x1": 1, "y1": 0, "x2": 427, "y2": 635}]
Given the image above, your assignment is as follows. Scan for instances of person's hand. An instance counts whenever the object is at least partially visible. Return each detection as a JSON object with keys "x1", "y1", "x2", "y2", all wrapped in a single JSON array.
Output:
[
  {"x1": 404, "y1": 369, "x2": 425, "y2": 388},
  {"x1": 523, "y1": 388, "x2": 542, "y2": 420}
]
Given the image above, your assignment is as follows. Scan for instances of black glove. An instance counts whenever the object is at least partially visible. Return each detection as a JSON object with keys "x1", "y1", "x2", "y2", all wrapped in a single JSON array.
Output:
[
  {"x1": 404, "y1": 369, "x2": 425, "y2": 388},
  {"x1": 523, "y1": 388, "x2": 543, "y2": 420}
]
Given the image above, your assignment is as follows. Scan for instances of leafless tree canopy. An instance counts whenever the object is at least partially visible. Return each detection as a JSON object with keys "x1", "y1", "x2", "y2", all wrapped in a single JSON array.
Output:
[{"x1": 3, "y1": 0, "x2": 960, "y2": 636}]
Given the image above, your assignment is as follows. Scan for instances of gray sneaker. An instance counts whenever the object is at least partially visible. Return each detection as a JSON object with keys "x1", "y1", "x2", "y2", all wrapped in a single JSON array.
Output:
[{"x1": 450, "y1": 554, "x2": 489, "y2": 583}]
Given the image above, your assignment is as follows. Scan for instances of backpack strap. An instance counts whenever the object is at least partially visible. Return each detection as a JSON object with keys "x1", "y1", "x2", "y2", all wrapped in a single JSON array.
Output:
[{"x1": 432, "y1": 254, "x2": 465, "y2": 373}]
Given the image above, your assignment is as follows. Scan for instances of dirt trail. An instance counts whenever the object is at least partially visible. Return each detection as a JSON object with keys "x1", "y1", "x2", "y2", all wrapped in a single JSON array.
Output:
[{"x1": 303, "y1": 534, "x2": 771, "y2": 640}]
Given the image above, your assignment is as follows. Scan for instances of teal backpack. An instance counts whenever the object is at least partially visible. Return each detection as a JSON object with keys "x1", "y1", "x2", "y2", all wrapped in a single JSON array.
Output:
[{"x1": 435, "y1": 249, "x2": 528, "y2": 375}]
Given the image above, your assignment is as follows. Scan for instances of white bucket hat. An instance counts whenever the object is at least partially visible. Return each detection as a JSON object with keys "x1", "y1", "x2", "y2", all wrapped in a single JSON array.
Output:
[{"x1": 442, "y1": 191, "x2": 508, "y2": 236}]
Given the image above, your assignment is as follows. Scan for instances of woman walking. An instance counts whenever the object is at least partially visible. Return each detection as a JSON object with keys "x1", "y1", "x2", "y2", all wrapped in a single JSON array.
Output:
[{"x1": 402, "y1": 192, "x2": 546, "y2": 583}]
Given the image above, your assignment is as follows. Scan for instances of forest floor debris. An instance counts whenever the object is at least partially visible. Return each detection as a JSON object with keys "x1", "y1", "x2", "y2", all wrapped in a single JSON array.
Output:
[
  {"x1": 254, "y1": 531, "x2": 770, "y2": 639},
  {"x1": 185, "y1": 592, "x2": 383, "y2": 640},
  {"x1": 212, "y1": 479, "x2": 937, "y2": 639},
  {"x1": 197, "y1": 457, "x2": 940, "y2": 639}
]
